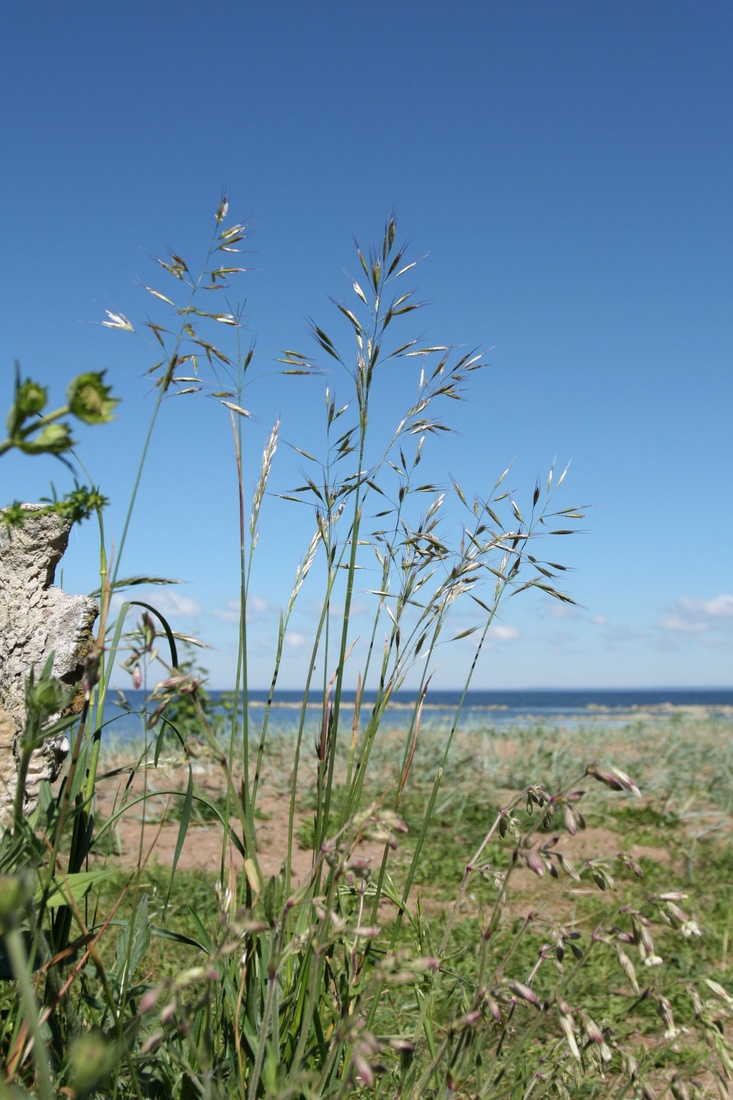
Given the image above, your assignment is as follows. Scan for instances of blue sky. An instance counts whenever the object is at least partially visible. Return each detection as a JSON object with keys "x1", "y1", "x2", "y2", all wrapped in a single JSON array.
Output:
[{"x1": 2, "y1": 1, "x2": 731, "y2": 690}]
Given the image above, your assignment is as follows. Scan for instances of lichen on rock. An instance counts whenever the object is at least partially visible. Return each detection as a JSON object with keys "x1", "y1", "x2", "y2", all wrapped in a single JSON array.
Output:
[{"x1": 0, "y1": 505, "x2": 98, "y2": 828}]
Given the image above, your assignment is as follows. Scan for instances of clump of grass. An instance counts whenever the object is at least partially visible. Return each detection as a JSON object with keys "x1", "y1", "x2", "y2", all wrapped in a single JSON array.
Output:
[{"x1": 1, "y1": 200, "x2": 731, "y2": 1099}]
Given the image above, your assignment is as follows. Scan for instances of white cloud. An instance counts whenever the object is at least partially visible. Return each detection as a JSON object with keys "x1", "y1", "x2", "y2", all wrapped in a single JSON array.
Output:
[
  {"x1": 491, "y1": 624, "x2": 521, "y2": 641},
  {"x1": 211, "y1": 599, "x2": 241, "y2": 623},
  {"x1": 212, "y1": 595, "x2": 271, "y2": 623},
  {"x1": 146, "y1": 590, "x2": 202, "y2": 618},
  {"x1": 108, "y1": 592, "x2": 126, "y2": 616},
  {"x1": 676, "y1": 595, "x2": 733, "y2": 619},
  {"x1": 541, "y1": 599, "x2": 579, "y2": 621},
  {"x1": 109, "y1": 588, "x2": 201, "y2": 619},
  {"x1": 660, "y1": 594, "x2": 733, "y2": 636},
  {"x1": 602, "y1": 623, "x2": 649, "y2": 646},
  {"x1": 659, "y1": 616, "x2": 708, "y2": 635},
  {"x1": 285, "y1": 632, "x2": 308, "y2": 649}
]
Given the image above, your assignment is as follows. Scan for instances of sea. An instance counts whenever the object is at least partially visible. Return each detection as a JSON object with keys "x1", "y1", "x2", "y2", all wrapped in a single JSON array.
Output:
[{"x1": 97, "y1": 687, "x2": 733, "y2": 748}]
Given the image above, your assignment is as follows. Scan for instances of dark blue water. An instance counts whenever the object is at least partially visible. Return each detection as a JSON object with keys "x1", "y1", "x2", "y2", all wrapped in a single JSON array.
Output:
[{"x1": 99, "y1": 687, "x2": 733, "y2": 747}]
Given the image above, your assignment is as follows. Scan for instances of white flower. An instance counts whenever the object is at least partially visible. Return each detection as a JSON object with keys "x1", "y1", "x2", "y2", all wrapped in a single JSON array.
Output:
[{"x1": 101, "y1": 310, "x2": 134, "y2": 331}]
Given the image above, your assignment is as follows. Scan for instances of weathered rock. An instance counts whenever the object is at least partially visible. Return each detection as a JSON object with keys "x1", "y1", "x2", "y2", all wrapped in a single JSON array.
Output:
[{"x1": 0, "y1": 506, "x2": 98, "y2": 828}]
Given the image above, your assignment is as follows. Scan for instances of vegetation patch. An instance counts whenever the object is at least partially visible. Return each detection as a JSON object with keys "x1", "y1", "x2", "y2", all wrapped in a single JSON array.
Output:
[{"x1": 0, "y1": 203, "x2": 730, "y2": 1098}]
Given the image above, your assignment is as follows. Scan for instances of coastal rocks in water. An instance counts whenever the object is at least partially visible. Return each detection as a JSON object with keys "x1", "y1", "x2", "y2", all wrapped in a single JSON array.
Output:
[{"x1": 0, "y1": 506, "x2": 98, "y2": 828}]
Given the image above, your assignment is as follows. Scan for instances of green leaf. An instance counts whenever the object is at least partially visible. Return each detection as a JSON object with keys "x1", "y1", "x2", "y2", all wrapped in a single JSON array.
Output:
[
  {"x1": 116, "y1": 892, "x2": 151, "y2": 989},
  {"x1": 36, "y1": 871, "x2": 110, "y2": 910},
  {"x1": 166, "y1": 768, "x2": 194, "y2": 912},
  {"x1": 20, "y1": 422, "x2": 74, "y2": 454},
  {"x1": 453, "y1": 625, "x2": 479, "y2": 640},
  {"x1": 91, "y1": 575, "x2": 180, "y2": 597}
]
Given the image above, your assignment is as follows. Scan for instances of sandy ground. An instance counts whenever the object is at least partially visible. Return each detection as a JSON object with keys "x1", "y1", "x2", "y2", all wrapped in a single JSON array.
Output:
[
  {"x1": 88, "y1": 748, "x2": 676, "y2": 906},
  {"x1": 91, "y1": 756, "x2": 391, "y2": 884}
]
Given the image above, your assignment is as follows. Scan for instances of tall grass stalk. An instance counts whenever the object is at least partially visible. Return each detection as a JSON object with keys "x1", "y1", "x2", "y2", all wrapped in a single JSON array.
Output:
[{"x1": 1, "y1": 201, "x2": 730, "y2": 1098}]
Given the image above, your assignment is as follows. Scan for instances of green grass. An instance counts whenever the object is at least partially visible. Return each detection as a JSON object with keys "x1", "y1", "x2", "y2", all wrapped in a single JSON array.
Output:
[{"x1": 1, "y1": 715, "x2": 731, "y2": 1097}]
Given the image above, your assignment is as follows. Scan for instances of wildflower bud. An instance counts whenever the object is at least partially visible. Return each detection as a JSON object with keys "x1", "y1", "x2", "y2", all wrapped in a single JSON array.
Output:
[
  {"x1": 389, "y1": 1039, "x2": 416, "y2": 1053},
  {"x1": 452, "y1": 1010, "x2": 482, "y2": 1032},
  {"x1": 82, "y1": 647, "x2": 102, "y2": 699},
  {"x1": 352, "y1": 1047, "x2": 376, "y2": 1082},
  {"x1": 353, "y1": 925, "x2": 381, "y2": 939},
  {"x1": 141, "y1": 612, "x2": 156, "y2": 649},
  {"x1": 133, "y1": 663, "x2": 142, "y2": 690},
  {"x1": 621, "y1": 1051, "x2": 639, "y2": 1078},
  {"x1": 665, "y1": 902, "x2": 688, "y2": 926},
  {"x1": 581, "y1": 1012, "x2": 605, "y2": 1044},
  {"x1": 9, "y1": 378, "x2": 46, "y2": 435},
  {"x1": 591, "y1": 865, "x2": 615, "y2": 891},
  {"x1": 609, "y1": 767, "x2": 641, "y2": 797},
  {"x1": 508, "y1": 981, "x2": 541, "y2": 1007},
  {"x1": 240, "y1": 919, "x2": 269, "y2": 934},
  {"x1": 638, "y1": 924, "x2": 655, "y2": 956},
  {"x1": 175, "y1": 966, "x2": 208, "y2": 987},
  {"x1": 656, "y1": 996, "x2": 675, "y2": 1032},
  {"x1": 563, "y1": 804, "x2": 577, "y2": 835},
  {"x1": 67, "y1": 371, "x2": 118, "y2": 424},
  {"x1": 587, "y1": 766, "x2": 625, "y2": 791},
  {"x1": 670, "y1": 1077, "x2": 691, "y2": 1100},
  {"x1": 413, "y1": 956, "x2": 440, "y2": 973},
  {"x1": 140, "y1": 1032, "x2": 163, "y2": 1055},
  {"x1": 345, "y1": 857, "x2": 372, "y2": 875},
  {"x1": 619, "y1": 851, "x2": 644, "y2": 878},
  {"x1": 704, "y1": 979, "x2": 733, "y2": 1005},
  {"x1": 556, "y1": 853, "x2": 580, "y2": 882},
  {"x1": 559, "y1": 1012, "x2": 581, "y2": 1060},
  {"x1": 525, "y1": 851, "x2": 545, "y2": 877},
  {"x1": 616, "y1": 947, "x2": 640, "y2": 994},
  {"x1": 139, "y1": 987, "x2": 161, "y2": 1013},
  {"x1": 25, "y1": 671, "x2": 69, "y2": 724}
]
